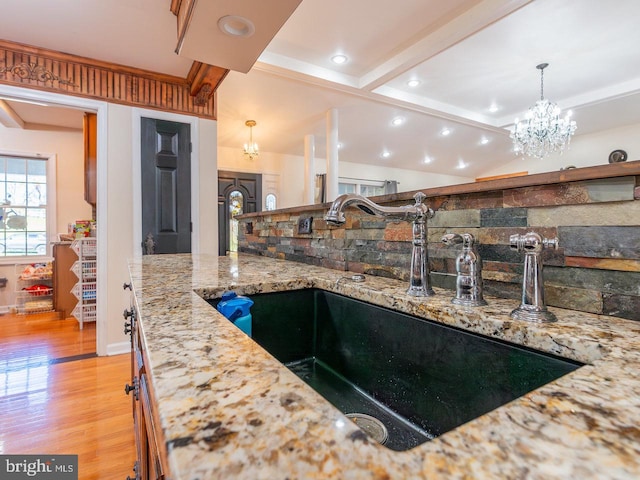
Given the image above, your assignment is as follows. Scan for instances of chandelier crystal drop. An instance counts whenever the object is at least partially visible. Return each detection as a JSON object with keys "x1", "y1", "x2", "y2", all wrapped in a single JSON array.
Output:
[
  {"x1": 510, "y1": 63, "x2": 577, "y2": 159},
  {"x1": 243, "y1": 120, "x2": 259, "y2": 160}
]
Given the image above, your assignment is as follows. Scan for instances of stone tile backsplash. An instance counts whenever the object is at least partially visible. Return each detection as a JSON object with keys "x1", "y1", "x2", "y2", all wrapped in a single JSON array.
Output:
[{"x1": 238, "y1": 176, "x2": 640, "y2": 321}]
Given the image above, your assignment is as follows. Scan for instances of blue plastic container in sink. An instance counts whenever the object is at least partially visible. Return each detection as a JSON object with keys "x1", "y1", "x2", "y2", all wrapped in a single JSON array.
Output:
[{"x1": 216, "y1": 291, "x2": 254, "y2": 337}]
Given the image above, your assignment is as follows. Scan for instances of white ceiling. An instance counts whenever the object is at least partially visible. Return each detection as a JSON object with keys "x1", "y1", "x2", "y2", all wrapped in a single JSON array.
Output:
[{"x1": 1, "y1": 0, "x2": 640, "y2": 179}]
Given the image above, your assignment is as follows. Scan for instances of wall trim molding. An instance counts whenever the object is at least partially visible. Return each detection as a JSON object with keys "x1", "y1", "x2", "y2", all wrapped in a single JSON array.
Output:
[
  {"x1": 0, "y1": 39, "x2": 223, "y2": 119},
  {"x1": 106, "y1": 341, "x2": 131, "y2": 356}
]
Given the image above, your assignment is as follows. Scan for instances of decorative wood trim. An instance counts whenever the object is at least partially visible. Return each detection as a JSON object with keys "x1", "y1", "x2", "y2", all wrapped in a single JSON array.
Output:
[
  {"x1": 476, "y1": 171, "x2": 528, "y2": 182},
  {"x1": 187, "y1": 61, "x2": 229, "y2": 106},
  {"x1": 170, "y1": 0, "x2": 183, "y2": 16},
  {"x1": 173, "y1": 0, "x2": 198, "y2": 55},
  {"x1": 0, "y1": 39, "x2": 220, "y2": 119}
]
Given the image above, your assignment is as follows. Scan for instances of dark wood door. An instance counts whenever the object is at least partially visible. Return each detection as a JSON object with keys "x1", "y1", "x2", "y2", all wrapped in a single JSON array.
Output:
[
  {"x1": 141, "y1": 118, "x2": 191, "y2": 254},
  {"x1": 218, "y1": 171, "x2": 261, "y2": 256}
]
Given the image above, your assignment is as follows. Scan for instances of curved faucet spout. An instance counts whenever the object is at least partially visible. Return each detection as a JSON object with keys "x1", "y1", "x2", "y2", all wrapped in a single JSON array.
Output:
[
  {"x1": 325, "y1": 193, "x2": 432, "y2": 225},
  {"x1": 325, "y1": 192, "x2": 435, "y2": 297}
]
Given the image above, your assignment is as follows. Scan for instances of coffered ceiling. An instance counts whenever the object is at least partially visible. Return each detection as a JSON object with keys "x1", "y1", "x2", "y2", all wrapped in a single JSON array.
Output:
[{"x1": 1, "y1": 0, "x2": 639, "y2": 179}]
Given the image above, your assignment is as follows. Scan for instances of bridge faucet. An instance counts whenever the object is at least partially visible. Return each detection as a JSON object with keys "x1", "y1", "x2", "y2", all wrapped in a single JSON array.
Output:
[
  {"x1": 510, "y1": 232, "x2": 558, "y2": 323},
  {"x1": 325, "y1": 192, "x2": 435, "y2": 297},
  {"x1": 441, "y1": 233, "x2": 486, "y2": 307}
]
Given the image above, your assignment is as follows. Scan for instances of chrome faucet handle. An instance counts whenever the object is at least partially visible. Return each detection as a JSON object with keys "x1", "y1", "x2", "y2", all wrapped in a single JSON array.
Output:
[
  {"x1": 509, "y1": 231, "x2": 558, "y2": 323},
  {"x1": 412, "y1": 191, "x2": 434, "y2": 219},
  {"x1": 441, "y1": 233, "x2": 486, "y2": 307},
  {"x1": 442, "y1": 232, "x2": 474, "y2": 248},
  {"x1": 510, "y1": 232, "x2": 558, "y2": 253}
]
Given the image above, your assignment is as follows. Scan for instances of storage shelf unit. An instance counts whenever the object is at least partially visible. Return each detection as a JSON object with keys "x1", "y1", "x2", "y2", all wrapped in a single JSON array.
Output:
[
  {"x1": 70, "y1": 238, "x2": 96, "y2": 329},
  {"x1": 15, "y1": 262, "x2": 54, "y2": 315}
]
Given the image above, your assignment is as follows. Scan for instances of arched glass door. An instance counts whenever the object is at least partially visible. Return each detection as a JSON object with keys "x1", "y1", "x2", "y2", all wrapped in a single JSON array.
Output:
[{"x1": 228, "y1": 190, "x2": 244, "y2": 252}]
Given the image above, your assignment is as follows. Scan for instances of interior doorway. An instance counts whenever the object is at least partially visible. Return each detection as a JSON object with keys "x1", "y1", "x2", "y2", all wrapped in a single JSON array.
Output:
[
  {"x1": 0, "y1": 85, "x2": 106, "y2": 354},
  {"x1": 217, "y1": 171, "x2": 261, "y2": 256}
]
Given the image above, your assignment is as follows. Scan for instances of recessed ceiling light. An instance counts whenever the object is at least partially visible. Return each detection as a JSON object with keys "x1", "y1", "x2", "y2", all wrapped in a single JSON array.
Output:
[
  {"x1": 217, "y1": 15, "x2": 255, "y2": 37},
  {"x1": 337, "y1": 142, "x2": 343, "y2": 150},
  {"x1": 407, "y1": 79, "x2": 421, "y2": 88},
  {"x1": 391, "y1": 116, "x2": 405, "y2": 126},
  {"x1": 423, "y1": 156, "x2": 432, "y2": 164},
  {"x1": 456, "y1": 160, "x2": 467, "y2": 169},
  {"x1": 488, "y1": 103, "x2": 499, "y2": 113},
  {"x1": 440, "y1": 127, "x2": 451, "y2": 136},
  {"x1": 331, "y1": 54, "x2": 348, "y2": 64},
  {"x1": 381, "y1": 150, "x2": 391, "y2": 158},
  {"x1": 480, "y1": 137, "x2": 489, "y2": 145}
]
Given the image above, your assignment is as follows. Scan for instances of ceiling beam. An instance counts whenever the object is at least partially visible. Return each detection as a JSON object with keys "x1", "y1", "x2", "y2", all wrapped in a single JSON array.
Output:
[
  {"x1": 172, "y1": 0, "x2": 197, "y2": 55},
  {"x1": 187, "y1": 62, "x2": 229, "y2": 106},
  {"x1": 170, "y1": 2, "x2": 230, "y2": 107},
  {"x1": 358, "y1": 0, "x2": 533, "y2": 92},
  {"x1": 0, "y1": 99, "x2": 25, "y2": 128}
]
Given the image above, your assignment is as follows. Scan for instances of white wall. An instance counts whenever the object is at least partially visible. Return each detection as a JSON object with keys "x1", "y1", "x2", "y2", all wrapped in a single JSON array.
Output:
[
  {"x1": 197, "y1": 119, "x2": 219, "y2": 255},
  {"x1": 0, "y1": 124, "x2": 92, "y2": 307},
  {"x1": 105, "y1": 105, "x2": 219, "y2": 355},
  {"x1": 337, "y1": 161, "x2": 472, "y2": 194},
  {"x1": 480, "y1": 122, "x2": 640, "y2": 178},
  {"x1": 217, "y1": 146, "x2": 473, "y2": 209},
  {"x1": 103, "y1": 104, "x2": 134, "y2": 355}
]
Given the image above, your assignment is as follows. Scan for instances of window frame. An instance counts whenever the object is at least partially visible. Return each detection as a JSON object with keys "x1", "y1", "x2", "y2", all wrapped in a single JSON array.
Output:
[
  {"x1": 338, "y1": 177, "x2": 386, "y2": 197},
  {"x1": 0, "y1": 151, "x2": 57, "y2": 264}
]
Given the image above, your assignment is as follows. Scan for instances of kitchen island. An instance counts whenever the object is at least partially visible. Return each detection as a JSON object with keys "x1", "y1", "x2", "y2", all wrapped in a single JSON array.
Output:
[{"x1": 128, "y1": 253, "x2": 640, "y2": 479}]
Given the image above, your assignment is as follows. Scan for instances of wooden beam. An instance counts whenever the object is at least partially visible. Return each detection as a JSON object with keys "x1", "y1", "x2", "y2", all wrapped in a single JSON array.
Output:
[
  {"x1": 173, "y1": 0, "x2": 198, "y2": 55},
  {"x1": 476, "y1": 171, "x2": 528, "y2": 182},
  {"x1": 187, "y1": 62, "x2": 229, "y2": 106},
  {"x1": 0, "y1": 99, "x2": 25, "y2": 128},
  {"x1": 170, "y1": 0, "x2": 182, "y2": 16}
]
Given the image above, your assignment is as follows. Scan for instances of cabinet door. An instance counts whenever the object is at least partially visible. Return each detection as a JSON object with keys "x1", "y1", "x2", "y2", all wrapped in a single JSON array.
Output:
[
  {"x1": 140, "y1": 374, "x2": 165, "y2": 480},
  {"x1": 53, "y1": 243, "x2": 78, "y2": 318}
]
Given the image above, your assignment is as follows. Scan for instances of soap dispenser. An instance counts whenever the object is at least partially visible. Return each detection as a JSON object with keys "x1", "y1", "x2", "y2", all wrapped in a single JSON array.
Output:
[{"x1": 441, "y1": 233, "x2": 487, "y2": 307}]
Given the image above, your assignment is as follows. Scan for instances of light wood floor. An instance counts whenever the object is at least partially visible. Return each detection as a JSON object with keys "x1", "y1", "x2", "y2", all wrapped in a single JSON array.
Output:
[{"x1": 0, "y1": 312, "x2": 136, "y2": 479}]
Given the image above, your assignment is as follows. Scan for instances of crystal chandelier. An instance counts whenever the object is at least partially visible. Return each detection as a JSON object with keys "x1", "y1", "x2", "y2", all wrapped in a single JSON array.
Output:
[
  {"x1": 243, "y1": 120, "x2": 259, "y2": 160},
  {"x1": 510, "y1": 63, "x2": 577, "y2": 159}
]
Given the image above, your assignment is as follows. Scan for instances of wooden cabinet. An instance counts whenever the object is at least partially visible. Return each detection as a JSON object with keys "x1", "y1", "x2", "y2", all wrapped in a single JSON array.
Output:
[
  {"x1": 83, "y1": 112, "x2": 97, "y2": 207},
  {"x1": 53, "y1": 243, "x2": 78, "y2": 318},
  {"x1": 127, "y1": 301, "x2": 170, "y2": 480}
]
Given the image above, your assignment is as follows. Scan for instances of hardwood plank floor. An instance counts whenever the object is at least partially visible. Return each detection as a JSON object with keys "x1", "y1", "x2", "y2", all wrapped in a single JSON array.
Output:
[{"x1": 0, "y1": 312, "x2": 136, "y2": 479}]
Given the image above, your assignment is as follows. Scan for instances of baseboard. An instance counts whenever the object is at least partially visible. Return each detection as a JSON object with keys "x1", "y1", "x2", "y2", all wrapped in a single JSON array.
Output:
[{"x1": 106, "y1": 341, "x2": 130, "y2": 356}]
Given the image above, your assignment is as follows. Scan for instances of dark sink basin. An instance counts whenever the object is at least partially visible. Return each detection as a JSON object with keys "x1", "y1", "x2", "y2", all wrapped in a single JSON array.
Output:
[{"x1": 210, "y1": 289, "x2": 582, "y2": 451}]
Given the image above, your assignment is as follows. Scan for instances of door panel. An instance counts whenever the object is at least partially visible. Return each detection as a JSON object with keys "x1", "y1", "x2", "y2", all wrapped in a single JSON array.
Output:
[
  {"x1": 218, "y1": 171, "x2": 261, "y2": 256},
  {"x1": 141, "y1": 118, "x2": 191, "y2": 254}
]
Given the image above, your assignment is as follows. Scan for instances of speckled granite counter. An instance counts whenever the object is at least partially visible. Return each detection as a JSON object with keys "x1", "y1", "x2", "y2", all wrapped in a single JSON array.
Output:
[{"x1": 128, "y1": 253, "x2": 640, "y2": 479}]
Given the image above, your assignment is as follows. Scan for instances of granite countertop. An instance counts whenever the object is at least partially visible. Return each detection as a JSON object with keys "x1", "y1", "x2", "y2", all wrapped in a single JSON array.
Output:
[{"x1": 128, "y1": 253, "x2": 640, "y2": 479}]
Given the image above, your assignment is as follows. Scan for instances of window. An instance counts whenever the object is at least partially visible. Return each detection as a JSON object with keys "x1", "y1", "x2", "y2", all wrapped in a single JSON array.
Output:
[
  {"x1": 339, "y1": 178, "x2": 387, "y2": 197},
  {"x1": 0, "y1": 155, "x2": 54, "y2": 259},
  {"x1": 338, "y1": 183, "x2": 356, "y2": 195},
  {"x1": 265, "y1": 193, "x2": 277, "y2": 211}
]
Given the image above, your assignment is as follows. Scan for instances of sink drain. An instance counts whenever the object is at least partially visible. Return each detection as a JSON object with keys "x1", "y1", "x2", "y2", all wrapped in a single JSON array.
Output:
[{"x1": 345, "y1": 413, "x2": 388, "y2": 445}]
